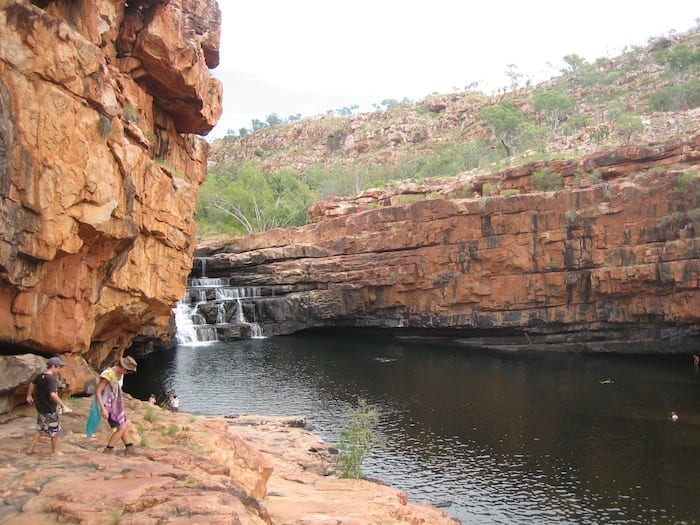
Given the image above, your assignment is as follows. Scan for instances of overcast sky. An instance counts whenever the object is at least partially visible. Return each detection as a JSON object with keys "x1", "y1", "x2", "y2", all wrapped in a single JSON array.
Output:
[{"x1": 208, "y1": 1, "x2": 698, "y2": 138}]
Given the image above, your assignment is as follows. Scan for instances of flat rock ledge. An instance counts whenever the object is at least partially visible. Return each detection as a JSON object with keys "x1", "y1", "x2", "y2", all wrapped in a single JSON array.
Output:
[{"x1": 0, "y1": 397, "x2": 458, "y2": 524}]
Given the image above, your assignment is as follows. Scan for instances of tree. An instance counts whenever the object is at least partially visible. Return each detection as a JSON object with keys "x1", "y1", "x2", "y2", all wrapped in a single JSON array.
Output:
[
  {"x1": 562, "y1": 54, "x2": 587, "y2": 72},
  {"x1": 532, "y1": 89, "x2": 575, "y2": 133},
  {"x1": 479, "y1": 102, "x2": 525, "y2": 156},
  {"x1": 265, "y1": 113, "x2": 283, "y2": 127},
  {"x1": 505, "y1": 63, "x2": 522, "y2": 91},
  {"x1": 335, "y1": 104, "x2": 359, "y2": 116},
  {"x1": 197, "y1": 161, "x2": 315, "y2": 235},
  {"x1": 648, "y1": 78, "x2": 700, "y2": 112},
  {"x1": 658, "y1": 43, "x2": 700, "y2": 79},
  {"x1": 251, "y1": 119, "x2": 267, "y2": 132},
  {"x1": 614, "y1": 113, "x2": 644, "y2": 144}
]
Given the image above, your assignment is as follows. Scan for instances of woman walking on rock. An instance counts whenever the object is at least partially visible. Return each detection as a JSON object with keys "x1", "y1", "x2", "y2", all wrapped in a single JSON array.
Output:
[{"x1": 95, "y1": 356, "x2": 138, "y2": 455}]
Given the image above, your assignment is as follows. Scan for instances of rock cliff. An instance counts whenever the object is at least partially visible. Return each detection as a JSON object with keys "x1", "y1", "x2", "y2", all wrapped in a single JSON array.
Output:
[
  {"x1": 0, "y1": 0, "x2": 221, "y2": 369},
  {"x1": 197, "y1": 135, "x2": 700, "y2": 352}
]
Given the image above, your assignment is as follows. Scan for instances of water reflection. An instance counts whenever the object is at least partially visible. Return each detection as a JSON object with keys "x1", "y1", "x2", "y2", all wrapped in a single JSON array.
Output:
[{"x1": 125, "y1": 333, "x2": 700, "y2": 524}]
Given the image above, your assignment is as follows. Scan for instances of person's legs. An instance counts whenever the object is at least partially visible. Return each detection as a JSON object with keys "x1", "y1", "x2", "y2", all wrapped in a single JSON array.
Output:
[
  {"x1": 106, "y1": 425, "x2": 126, "y2": 448},
  {"x1": 50, "y1": 435, "x2": 62, "y2": 455},
  {"x1": 120, "y1": 420, "x2": 135, "y2": 446},
  {"x1": 26, "y1": 431, "x2": 42, "y2": 454}
]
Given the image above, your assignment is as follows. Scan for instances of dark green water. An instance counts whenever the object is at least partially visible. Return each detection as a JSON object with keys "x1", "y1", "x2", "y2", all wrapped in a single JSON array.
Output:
[{"x1": 125, "y1": 333, "x2": 700, "y2": 524}]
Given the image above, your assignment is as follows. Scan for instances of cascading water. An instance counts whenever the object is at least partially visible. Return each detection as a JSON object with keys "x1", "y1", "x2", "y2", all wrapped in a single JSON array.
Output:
[
  {"x1": 172, "y1": 302, "x2": 217, "y2": 345},
  {"x1": 172, "y1": 275, "x2": 266, "y2": 344}
]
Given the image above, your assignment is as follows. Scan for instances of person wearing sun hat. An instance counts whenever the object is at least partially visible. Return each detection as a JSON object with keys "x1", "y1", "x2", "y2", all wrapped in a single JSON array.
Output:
[
  {"x1": 95, "y1": 355, "x2": 138, "y2": 455},
  {"x1": 26, "y1": 356, "x2": 71, "y2": 455}
]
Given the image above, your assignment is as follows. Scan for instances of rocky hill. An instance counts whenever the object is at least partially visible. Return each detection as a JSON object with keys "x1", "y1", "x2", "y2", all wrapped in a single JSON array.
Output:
[
  {"x1": 193, "y1": 29, "x2": 699, "y2": 352},
  {"x1": 208, "y1": 29, "x2": 699, "y2": 177}
]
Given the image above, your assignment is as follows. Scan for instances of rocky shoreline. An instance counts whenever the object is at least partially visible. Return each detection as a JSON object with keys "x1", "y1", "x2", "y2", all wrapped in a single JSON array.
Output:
[{"x1": 0, "y1": 396, "x2": 458, "y2": 524}]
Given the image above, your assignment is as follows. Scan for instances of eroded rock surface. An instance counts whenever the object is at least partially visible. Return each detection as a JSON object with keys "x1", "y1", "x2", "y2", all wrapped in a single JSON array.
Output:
[
  {"x1": 0, "y1": 397, "x2": 457, "y2": 524},
  {"x1": 0, "y1": 0, "x2": 222, "y2": 369},
  {"x1": 198, "y1": 136, "x2": 700, "y2": 352}
]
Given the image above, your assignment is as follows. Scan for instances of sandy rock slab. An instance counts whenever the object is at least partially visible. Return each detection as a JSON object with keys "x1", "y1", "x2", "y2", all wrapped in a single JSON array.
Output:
[
  {"x1": 0, "y1": 399, "x2": 457, "y2": 524},
  {"x1": 226, "y1": 414, "x2": 459, "y2": 525}
]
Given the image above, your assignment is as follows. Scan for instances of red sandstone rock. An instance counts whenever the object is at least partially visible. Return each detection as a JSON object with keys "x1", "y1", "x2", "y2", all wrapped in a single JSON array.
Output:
[
  {"x1": 199, "y1": 136, "x2": 700, "y2": 351},
  {"x1": 0, "y1": 397, "x2": 456, "y2": 524},
  {"x1": 0, "y1": 0, "x2": 221, "y2": 371}
]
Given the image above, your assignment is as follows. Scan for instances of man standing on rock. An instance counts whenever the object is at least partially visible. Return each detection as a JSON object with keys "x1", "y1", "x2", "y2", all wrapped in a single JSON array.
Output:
[
  {"x1": 26, "y1": 356, "x2": 72, "y2": 456},
  {"x1": 95, "y1": 356, "x2": 138, "y2": 455}
]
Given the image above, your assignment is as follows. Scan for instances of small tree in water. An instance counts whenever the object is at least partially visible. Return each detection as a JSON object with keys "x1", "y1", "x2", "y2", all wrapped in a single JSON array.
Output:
[{"x1": 337, "y1": 398, "x2": 380, "y2": 479}]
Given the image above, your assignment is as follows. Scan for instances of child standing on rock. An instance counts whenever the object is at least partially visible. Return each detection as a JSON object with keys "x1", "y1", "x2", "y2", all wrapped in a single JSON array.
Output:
[
  {"x1": 26, "y1": 356, "x2": 72, "y2": 456},
  {"x1": 169, "y1": 392, "x2": 179, "y2": 412}
]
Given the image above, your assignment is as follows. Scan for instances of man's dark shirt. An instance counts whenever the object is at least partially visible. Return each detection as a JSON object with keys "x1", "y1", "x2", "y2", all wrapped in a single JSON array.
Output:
[{"x1": 32, "y1": 372, "x2": 58, "y2": 414}]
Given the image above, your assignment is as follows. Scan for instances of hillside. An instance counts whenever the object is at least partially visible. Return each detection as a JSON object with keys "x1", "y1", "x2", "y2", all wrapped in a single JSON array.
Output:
[
  {"x1": 185, "y1": 27, "x2": 700, "y2": 352},
  {"x1": 201, "y1": 28, "x2": 699, "y2": 238}
]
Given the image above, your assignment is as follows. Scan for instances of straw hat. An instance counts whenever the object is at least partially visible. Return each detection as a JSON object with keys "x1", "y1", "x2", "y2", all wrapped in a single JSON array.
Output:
[{"x1": 119, "y1": 355, "x2": 137, "y2": 372}]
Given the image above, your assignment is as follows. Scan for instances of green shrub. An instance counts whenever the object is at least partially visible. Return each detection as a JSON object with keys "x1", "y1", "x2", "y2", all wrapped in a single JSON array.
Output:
[
  {"x1": 413, "y1": 140, "x2": 491, "y2": 178},
  {"x1": 655, "y1": 43, "x2": 700, "y2": 77},
  {"x1": 676, "y1": 171, "x2": 699, "y2": 194},
  {"x1": 143, "y1": 408, "x2": 159, "y2": 424},
  {"x1": 395, "y1": 194, "x2": 425, "y2": 205},
  {"x1": 337, "y1": 398, "x2": 381, "y2": 479},
  {"x1": 648, "y1": 78, "x2": 700, "y2": 112},
  {"x1": 531, "y1": 168, "x2": 563, "y2": 192},
  {"x1": 97, "y1": 114, "x2": 112, "y2": 137},
  {"x1": 123, "y1": 102, "x2": 139, "y2": 124},
  {"x1": 482, "y1": 182, "x2": 499, "y2": 196},
  {"x1": 136, "y1": 425, "x2": 150, "y2": 447},
  {"x1": 107, "y1": 511, "x2": 123, "y2": 525},
  {"x1": 562, "y1": 113, "x2": 591, "y2": 136}
]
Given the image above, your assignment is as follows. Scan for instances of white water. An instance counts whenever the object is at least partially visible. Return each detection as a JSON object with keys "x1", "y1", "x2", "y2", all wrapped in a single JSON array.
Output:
[
  {"x1": 172, "y1": 302, "x2": 217, "y2": 346},
  {"x1": 173, "y1": 278, "x2": 266, "y2": 343}
]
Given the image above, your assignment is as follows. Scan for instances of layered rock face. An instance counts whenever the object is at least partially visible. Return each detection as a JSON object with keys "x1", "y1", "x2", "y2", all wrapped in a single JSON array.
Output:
[
  {"x1": 0, "y1": 1, "x2": 221, "y2": 369},
  {"x1": 198, "y1": 136, "x2": 700, "y2": 352}
]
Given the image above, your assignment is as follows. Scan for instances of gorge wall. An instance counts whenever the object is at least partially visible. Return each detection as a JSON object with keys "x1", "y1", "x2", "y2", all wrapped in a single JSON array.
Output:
[
  {"x1": 197, "y1": 135, "x2": 699, "y2": 353},
  {"x1": 0, "y1": 0, "x2": 221, "y2": 370}
]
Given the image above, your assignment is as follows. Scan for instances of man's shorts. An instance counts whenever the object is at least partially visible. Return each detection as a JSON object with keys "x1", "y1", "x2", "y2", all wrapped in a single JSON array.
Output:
[{"x1": 36, "y1": 412, "x2": 61, "y2": 437}]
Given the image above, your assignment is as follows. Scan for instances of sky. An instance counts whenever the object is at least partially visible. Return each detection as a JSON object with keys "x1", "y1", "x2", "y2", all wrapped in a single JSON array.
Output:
[{"x1": 208, "y1": 1, "x2": 698, "y2": 138}]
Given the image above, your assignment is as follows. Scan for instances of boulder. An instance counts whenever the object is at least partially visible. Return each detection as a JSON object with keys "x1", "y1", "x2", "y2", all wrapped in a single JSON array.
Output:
[{"x1": 0, "y1": 354, "x2": 45, "y2": 413}]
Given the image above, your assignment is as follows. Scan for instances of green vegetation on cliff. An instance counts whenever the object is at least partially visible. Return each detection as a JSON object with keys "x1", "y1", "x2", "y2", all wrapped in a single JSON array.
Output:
[{"x1": 199, "y1": 28, "x2": 700, "y2": 237}]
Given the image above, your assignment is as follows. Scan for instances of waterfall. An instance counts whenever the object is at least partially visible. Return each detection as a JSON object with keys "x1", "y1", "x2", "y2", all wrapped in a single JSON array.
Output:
[
  {"x1": 172, "y1": 274, "x2": 266, "y2": 342},
  {"x1": 172, "y1": 302, "x2": 217, "y2": 345},
  {"x1": 216, "y1": 302, "x2": 227, "y2": 324}
]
